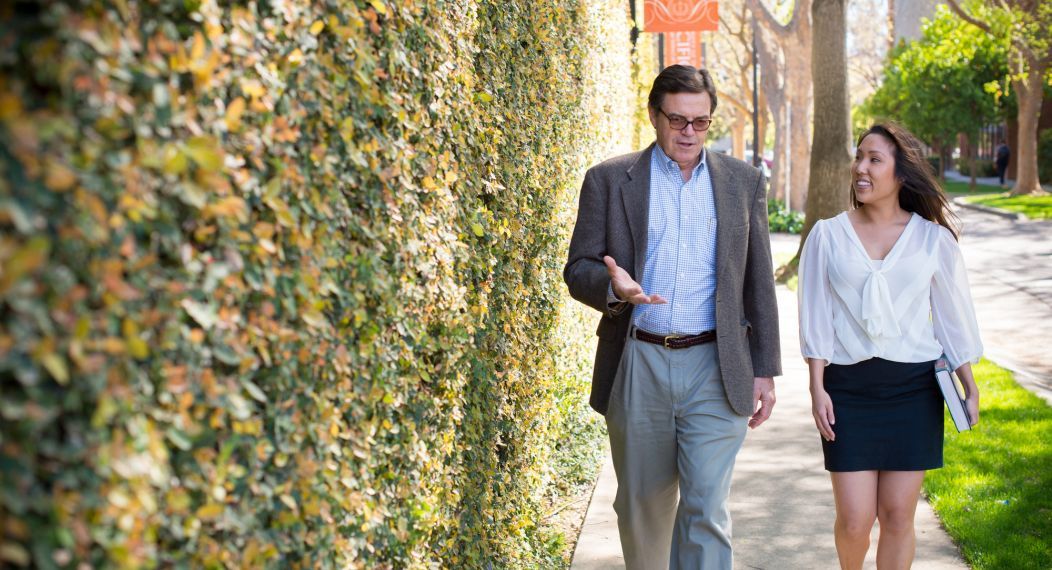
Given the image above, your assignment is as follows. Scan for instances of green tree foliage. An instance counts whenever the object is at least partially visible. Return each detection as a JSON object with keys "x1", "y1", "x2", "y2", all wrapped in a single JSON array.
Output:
[
  {"x1": 865, "y1": 4, "x2": 1008, "y2": 162},
  {"x1": 946, "y1": 0, "x2": 1052, "y2": 194},
  {"x1": 0, "y1": 1, "x2": 639, "y2": 567}
]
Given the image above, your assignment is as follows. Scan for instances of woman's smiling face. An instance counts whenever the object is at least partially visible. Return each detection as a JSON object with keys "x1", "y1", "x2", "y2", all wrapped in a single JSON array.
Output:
[{"x1": 853, "y1": 133, "x2": 901, "y2": 207}]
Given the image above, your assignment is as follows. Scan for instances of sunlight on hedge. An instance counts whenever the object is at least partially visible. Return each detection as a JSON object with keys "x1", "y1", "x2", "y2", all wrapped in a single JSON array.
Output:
[{"x1": 0, "y1": 1, "x2": 641, "y2": 567}]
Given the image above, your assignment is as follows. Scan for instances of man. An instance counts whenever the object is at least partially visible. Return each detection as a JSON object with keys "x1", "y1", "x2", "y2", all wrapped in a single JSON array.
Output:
[
  {"x1": 995, "y1": 140, "x2": 1011, "y2": 188},
  {"x1": 563, "y1": 65, "x2": 781, "y2": 569}
]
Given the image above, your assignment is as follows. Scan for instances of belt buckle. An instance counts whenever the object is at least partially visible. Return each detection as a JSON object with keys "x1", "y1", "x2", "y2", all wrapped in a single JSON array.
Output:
[{"x1": 663, "y1": 334, "x2": 682, "y2": 349}]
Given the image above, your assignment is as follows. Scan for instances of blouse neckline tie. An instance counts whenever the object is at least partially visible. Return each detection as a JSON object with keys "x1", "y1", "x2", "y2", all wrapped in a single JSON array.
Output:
[{"x1": 860, "y1": 268, "x2": 902, "y2": 339}]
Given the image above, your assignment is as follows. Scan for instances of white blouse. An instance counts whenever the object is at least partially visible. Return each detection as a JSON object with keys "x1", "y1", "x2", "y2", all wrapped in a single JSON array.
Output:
[{"x1": 798, "y1": 212, "x2": 983, "y2": 371}]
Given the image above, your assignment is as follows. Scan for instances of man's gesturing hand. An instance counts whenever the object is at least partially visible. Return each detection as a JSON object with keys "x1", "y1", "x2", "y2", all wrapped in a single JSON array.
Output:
[{"x1": 604, "y1": 256, "x2": 667, "y2": 305}]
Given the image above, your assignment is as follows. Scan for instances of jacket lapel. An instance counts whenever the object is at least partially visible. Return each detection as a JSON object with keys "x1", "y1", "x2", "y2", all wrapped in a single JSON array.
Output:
[
  {"x1": 621, "y1": 144, "x2": 654, "y2": 279},
  {"x1": 708, "y1": 150, "x2": 733, "y2": 276}
]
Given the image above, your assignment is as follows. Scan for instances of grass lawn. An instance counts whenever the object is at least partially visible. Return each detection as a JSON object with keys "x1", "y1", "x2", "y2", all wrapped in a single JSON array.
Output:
[
  {"x1": 924, "y1": 358, "x2": 1051, "y2": 569},
  {"x1": 965, "y1": 193, "x2": 1052, "y2": 220},
  {"x1": 942, "y1": 180, "x2": 1003, "y2": 196}
]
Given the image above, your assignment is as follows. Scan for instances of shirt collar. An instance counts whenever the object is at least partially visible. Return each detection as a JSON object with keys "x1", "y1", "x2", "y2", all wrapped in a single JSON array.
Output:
[{"x1": 654, "y1": 143, "x2": 707, "y2": 177}]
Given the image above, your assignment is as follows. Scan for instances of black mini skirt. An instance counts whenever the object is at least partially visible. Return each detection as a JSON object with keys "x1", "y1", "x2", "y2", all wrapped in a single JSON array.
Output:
[{"x1": 821, "y1": 357, "x2": 943, "y2": 472}]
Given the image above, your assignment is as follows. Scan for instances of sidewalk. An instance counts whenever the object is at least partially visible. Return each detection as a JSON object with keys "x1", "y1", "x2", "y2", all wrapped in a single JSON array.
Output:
[{"x1": 570, "y1": 235, "x2": 969, "y2": 570}]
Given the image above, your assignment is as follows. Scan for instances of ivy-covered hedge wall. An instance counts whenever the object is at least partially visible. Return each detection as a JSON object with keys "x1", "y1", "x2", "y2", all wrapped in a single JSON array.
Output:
[{"x1": 0, "y1": 1, "x2": 640, "y2": 567}]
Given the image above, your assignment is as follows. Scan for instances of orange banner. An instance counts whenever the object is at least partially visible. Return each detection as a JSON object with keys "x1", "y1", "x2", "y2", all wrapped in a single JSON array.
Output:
[
  {"x1": 644, "y1": 0, "x2": 719, "y2": 33},
  {"x1": 663, "y1": 31, "x2": 703, "y2": 68}
]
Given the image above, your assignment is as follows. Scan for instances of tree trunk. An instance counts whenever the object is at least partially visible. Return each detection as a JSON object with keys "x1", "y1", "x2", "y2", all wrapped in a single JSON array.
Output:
[
  {"x1": 1010, "y1": 51, "x2": 1046, "y2": 195},
  {"x1": 732, "y1": 107, "x2": 747, "y2": 159},
  {"x1": 788, "y1": 89, "x2": 813, "y2": 210},
  {"x1": 749, "y1": 0, "x2": 813, "y2": 212},
  {"x1": 887, "y1": 0, "x2": 896, "y2": 53},
  {"x1": 756, "y1": 21, "x2": 787, "y2": 201},
  {"x1": 929, "y1": 140, "x2": 944, "y2": 180},
  {"x1": 801, "y1": 0, "x2": 851, "y2": 249}
]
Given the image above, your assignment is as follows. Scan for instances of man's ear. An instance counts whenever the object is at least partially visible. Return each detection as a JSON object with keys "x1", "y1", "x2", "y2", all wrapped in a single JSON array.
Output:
[{"x1": 648, "y1": 107, "x2": 658, "y2": 129}]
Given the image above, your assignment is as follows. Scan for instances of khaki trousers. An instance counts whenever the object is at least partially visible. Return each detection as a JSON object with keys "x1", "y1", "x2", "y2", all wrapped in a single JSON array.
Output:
[{"x1": 605, "y1": 336, "x2": 748, "y2": 570}]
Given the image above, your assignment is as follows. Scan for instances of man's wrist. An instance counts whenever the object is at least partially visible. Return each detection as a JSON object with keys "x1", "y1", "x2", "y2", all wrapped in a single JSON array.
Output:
[{"x1": 607, "y1": 282, "x2": 623, "y2": 305}]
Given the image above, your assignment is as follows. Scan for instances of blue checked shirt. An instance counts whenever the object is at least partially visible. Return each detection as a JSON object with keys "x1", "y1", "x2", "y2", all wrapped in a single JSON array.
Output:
[{"x1": 629, "y1": 145, "x2": 718, "y2": 335}]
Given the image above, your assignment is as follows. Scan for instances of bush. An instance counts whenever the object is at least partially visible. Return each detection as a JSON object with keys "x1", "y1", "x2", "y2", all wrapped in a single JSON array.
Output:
[
  {"x1": 768, "y1": 199, "x2": 805, "y2": 234},
  {"x1": 955, "y1": 157, "x2": 998, "y2": 178},
  {"x1": 0, "y1": 1, "x2": 636, "y2": 567}
]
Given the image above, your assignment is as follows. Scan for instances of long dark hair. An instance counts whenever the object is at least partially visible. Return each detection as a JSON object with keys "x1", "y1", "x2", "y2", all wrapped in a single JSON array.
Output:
[{"x1": 853, "y1": 123, "x2": 959, "y2": 240}]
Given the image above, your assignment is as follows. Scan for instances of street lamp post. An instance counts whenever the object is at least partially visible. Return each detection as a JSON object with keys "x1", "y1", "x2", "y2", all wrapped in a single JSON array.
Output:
[{"x1": 752, "y1": 32, "x2": 760, "y2": 170}]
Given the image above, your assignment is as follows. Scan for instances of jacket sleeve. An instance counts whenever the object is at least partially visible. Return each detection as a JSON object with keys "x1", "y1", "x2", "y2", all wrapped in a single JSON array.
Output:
[{"x1": 742, "y1": 172, "x2": 782, "y2": 377}]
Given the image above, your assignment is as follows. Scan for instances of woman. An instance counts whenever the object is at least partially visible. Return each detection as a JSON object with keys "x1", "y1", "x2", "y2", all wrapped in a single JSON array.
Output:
[{"x1": 798, "y1": 123, "x2": 982, "y2": 569}]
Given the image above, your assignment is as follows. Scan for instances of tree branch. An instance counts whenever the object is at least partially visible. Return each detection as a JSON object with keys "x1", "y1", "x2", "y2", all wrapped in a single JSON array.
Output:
[
  {"x1": 944, "y1": 0, "x2": 993, "y2": 34},
  {"x1": 722, "y1": 93, "x2": 752, "y2": 116},
  {"x1": 746, "y1": 0, "x2": 791, "y2": 38}
]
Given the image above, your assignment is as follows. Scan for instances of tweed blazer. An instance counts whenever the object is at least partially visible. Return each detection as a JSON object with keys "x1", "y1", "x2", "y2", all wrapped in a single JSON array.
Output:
[{"x1": 564, "y1": 144, "x2": 782, "y2": 416}]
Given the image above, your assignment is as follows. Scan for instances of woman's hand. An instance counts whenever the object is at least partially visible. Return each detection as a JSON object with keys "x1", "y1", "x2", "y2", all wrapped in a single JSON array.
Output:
[
  {"x1": 811, "y1": 389, "x2": 836, "y2": 442},
  {"x1": 966, "y1": 394, "x2": 980, "y2": 427}
]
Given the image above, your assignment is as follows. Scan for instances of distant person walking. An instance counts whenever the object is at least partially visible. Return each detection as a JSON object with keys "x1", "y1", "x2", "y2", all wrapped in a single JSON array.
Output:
[
  {"x1": 564, "y1": 65, "x2": 781, "y2": 569},
  {"x1": 798, "y1": 123, "x2": 983, "y2": 569},
  {"x1": 995, "y1": 140, "x2": 1011, "y2": 187}
]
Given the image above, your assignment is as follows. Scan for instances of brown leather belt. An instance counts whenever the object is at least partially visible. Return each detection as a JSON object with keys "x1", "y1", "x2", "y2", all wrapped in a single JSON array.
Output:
[{"x1": 633, "y1": 328, "x2": 717, "y2": 349}]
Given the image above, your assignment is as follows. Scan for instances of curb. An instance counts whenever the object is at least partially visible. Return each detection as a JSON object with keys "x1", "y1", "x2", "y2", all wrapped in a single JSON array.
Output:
[{"x1": 951, "y1": 196, "x2": 1028, "y2": 222}]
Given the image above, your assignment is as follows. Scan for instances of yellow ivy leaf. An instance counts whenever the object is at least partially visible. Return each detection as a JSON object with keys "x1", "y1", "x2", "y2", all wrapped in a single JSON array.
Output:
[
  {"x1": 91, "y1": 395, "x2": 118, "y2": 428},
  {"x1": 471, "y1": 223, "x2": 484, "y2": 237},
  {"x1": 287, "y1": 48, "x2": 304, "y2": 65},
  {"x1": 184, "y1": 137, "x2": 224, "y2": 172},
  {"x1": 301, "y1": 310, "x2": 327, "y2": 329},
  {"x1": 196, "y1": 503, "x2": 224, "y2": 520},
  {"x1": 309, "y1": 20, "x2": 325, "y2": 35},
  {"x1": 369, "y1": 0, "x2": 388, "y2": 15},
  {"x1": 339, "y1": 117, "x2": 355, "y2": 143},
  {"x1": 0, "y1": 542, "x2": 30, "y2": 566},
  {"x1": 206, "y1": 196, "x2": 249, "y2": 224},
  {"x1": 0, "y1": 236, "x2": 50, "y2": 294},
  {"x1": 182, "y1": 299, "x2": 218, "y2": 329},
  {"x1": 127, "y1": 338, "x2": 149, "y2": 359},
  {"x1": 225, "y1": 97, "x2": 246, "y2": 131},
  {"x1": 44, "y1": 160, "x2": 77, "y2": 191},
  {"x1": 122, "y1": 319, "x2": 150, "y2": 359},
  {"x1": 0, "y1": 93, "x2": 23, "y2": 120},
  {"x1": 190, "y1": 31, "x2": 206, "y2": 60},
  {"x1": 40, "y1": 352, "x2": 69, "y2": 385},
  {"x1": 74, "y1": 316, "x2": 91, "y2": 339},
  {"x1": 161, "y1": 144, "x2": 188, "y2": 175},
  {"x1": 241, "y1": 79, "x2": 265, "y2": 99}
]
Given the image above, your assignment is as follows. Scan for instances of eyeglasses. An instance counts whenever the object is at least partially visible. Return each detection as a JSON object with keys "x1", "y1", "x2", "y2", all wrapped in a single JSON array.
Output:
[{"x1": 658, "y1": 108, "x2": 712, "y2": 132}]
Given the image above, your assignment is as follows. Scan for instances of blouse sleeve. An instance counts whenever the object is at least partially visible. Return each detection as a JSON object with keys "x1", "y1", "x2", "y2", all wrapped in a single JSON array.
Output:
[
  {"x1": 798, "y1": 220, "x2": 836, "y2": 363},
  {"x1": 931, "y1": 228, "x2": 983, "y2": 370}
]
